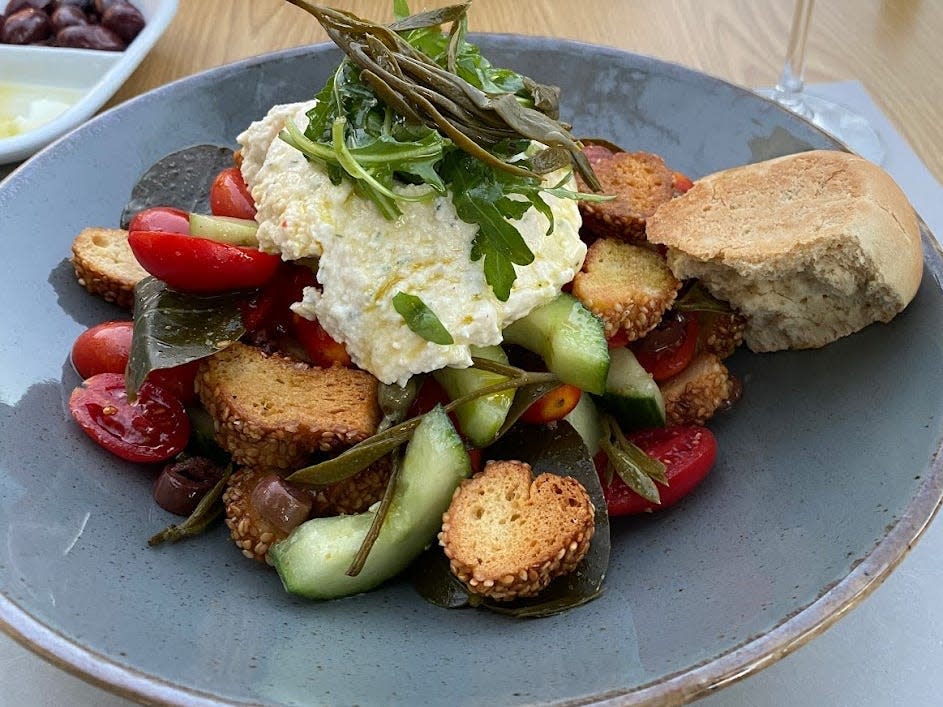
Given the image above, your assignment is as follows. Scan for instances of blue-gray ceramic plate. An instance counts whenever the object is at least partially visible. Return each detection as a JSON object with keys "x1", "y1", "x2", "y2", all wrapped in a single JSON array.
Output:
[{"x1": 1, "y1": 37, "x2": 942, "y2": 706}]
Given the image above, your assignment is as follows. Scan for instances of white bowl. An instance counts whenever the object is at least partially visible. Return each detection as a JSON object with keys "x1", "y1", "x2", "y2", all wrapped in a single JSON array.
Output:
[{"x1": 0, "y1": 0, "x2": 177, "y2": 164}]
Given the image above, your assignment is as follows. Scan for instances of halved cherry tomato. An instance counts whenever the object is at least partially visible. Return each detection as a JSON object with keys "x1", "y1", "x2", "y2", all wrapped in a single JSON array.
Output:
[
  {"x1": 70, "y1": 320, "x2": 200, "y2": 404},
  {"x1": 128, "y1": 206, "x2": 190, "y2": 235},
  {"x1": 128, "y1": 230, "x2": 280, "y2": 294},
  {"x1": 210, "y1": 167, "x2": 256, "y2": 220},
  {"x1": 291, "y1": 313, "x2": 352, "y2": 367},
  {"x1": 632, "y1": 310, "x2": 698, "y2": 381},
  {"x1": 596, "y1": 425, "x2": 717, "y2": 515},
  {"x1": 606, "y1": 328, "x2": 630, "y2": 349},
  {"x1": 521, "y1": 384, "x2": 582, "y2": 424},
  {"x1": 69, "y1": 373, "x2": 191, "y2": 463},
  {"x1": 241, "y1": 262, "x2": 318, "y2": 334}
]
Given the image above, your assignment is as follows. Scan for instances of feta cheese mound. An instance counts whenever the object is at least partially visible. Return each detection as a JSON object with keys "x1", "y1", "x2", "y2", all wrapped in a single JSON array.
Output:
[{"x1": 237, "y1": 102, "x2": 586, "y2": 386}]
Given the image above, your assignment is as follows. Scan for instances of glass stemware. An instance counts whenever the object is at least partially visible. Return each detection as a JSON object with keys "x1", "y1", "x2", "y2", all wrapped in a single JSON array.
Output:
[{"x1": 756, "y1": 0, "x2": 885, "y2": 164}]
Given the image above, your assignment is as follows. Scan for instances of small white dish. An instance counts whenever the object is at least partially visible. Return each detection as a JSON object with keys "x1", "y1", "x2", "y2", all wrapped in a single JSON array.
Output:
[{"x1": 0, "y1": 0, "x2": 177, "y2": 164}]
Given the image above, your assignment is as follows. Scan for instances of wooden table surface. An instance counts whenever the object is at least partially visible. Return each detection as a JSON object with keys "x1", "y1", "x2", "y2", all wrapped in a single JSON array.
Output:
[{"x1": 112, "y1": 0, "x2": 943, "y2": 183}]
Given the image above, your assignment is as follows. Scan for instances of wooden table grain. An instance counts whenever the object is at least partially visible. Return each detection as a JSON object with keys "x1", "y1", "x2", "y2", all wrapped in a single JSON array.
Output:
[{"x1": 112, "y1": 0, "x2": 943, "y2": 183}]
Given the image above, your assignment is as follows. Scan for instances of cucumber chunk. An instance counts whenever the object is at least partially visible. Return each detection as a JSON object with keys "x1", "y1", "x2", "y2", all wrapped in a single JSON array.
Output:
[
  {"x1": 594, "y1": 347, "x2": 666, "y2": 430},
  {"x1": 269, "y1": 406, "x2": 471, "y2": 599},
  {"x1": 563, "y1": 393, "x2": 605, "y2": 455},
  {"x1": 503, "y1": 293, "x2": 610, "y2": 395},
  {"x1": 188, "y1": 213, "x2": 259, "y2": 246},
  {"x1": 433, "y1": 345, "x2": 514, "y2": 447}
]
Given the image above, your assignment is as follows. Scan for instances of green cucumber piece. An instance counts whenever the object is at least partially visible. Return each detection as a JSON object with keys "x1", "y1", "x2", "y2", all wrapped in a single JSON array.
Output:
[
  {"x1": 269, "y1": 406, "x2": 471, "y2": 599},
  {"x1": 563, "y1": 393, "x2": 605, "y2": 456},
  {"x1": 433, "y1": 345, "x2": 513, "y2": 447},
  {"x1": 188, "y1": 213, "x2": 259, "y2": 246},
  {"x1": 503, "y1": 293, "x2": 610, "y2": 395},
  {"x1": 594, "y1": 347, "x2": 666, "y2": 430}
]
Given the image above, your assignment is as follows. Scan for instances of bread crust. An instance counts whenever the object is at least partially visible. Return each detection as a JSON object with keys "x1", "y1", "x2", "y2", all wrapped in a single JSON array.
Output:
[{"x1": 646, "y1": 150, "x2": 922, "y2": 351}]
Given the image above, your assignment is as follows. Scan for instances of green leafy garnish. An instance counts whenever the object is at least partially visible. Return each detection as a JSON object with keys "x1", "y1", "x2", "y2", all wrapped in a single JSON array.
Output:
[
  {"x1": 392, "y1": 291, "x2": 454, "y2": 344},
  {"x1": 598, "y1": 414, "x2": 667, "y2": 504},
  {"x1": 127, "y1": 277, "x2": 246, "y2": 397},
  {"x1": 281, "y1": 0, "x2": 610, "y2": 300}
]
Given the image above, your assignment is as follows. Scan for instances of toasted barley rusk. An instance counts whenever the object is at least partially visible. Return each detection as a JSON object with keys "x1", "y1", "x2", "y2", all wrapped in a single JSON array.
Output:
[
  {"x1": 70, "y1": 227, "x2": 148, "y2": 308},
  {"x1": 309, "y1": 457, "x2": 392, "y2": 517},
  {"x1": 576, "y1": 151, "x2": 675, "y2": 241},
  {"x1": 196, "y1": 342, "x2": 381, "y2": 471},
  {"x1": 439, "y1": 460, "x2": 595, "y2": 602},
  {"x1": 571, "y1": 238, "x2": 680, "y2": 340},
  {"x1": 697, "y1": 310, "x2": 747, "y2": 359},
  {"x1": 660, "y1": 352, "x2": 734, "y2": 426}
]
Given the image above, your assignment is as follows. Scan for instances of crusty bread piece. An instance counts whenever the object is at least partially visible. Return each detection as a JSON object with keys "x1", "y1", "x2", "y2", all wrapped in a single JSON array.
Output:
[
  {"x1": 438, "y1": 460, "x2": 595, "y2": 602},
  {"x1": 571, "y1": 237, "x2": 680, "y2": 340},
  {"x1": 576, "y1": 150, "x2": 675, "y2": 241},
  {"x1": 646, "y1": 150, "x2": 923, "y2": 351},
  {"x1": 196, "y1": 342, "x2": 381, "y2": 470},
  {"x1": 71, "y1": 227, "x2": 149, "y2": 308}
]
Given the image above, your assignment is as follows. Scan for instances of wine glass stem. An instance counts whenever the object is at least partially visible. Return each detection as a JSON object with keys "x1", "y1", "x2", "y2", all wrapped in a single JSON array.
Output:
[{"x1": 777, "y1": 0, "x2": 814, "y2": 96}]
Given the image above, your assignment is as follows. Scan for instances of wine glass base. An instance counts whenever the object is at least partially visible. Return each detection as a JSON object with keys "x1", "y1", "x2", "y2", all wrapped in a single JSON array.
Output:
[{"x1": 756, "y1": 88, "x2": 885, "y2": 165}]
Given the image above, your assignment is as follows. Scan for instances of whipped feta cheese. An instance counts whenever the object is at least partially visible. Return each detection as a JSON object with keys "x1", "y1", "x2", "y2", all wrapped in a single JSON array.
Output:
[{"x1": 237, "y1": 102, "x2": 585, "y2": 385}]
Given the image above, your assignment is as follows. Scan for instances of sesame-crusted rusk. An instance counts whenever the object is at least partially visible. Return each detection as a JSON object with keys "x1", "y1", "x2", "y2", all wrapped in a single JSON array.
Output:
[
  {"x1": 309, "y1": 457, "x2": 392, "y2": 517},
  {"x1": 196, "y1": 342, "x2": 381, "y2": 471},
  {"x1": 697, "y1": 310, "x2": 747, "y2": 360},
  {"x1": 571, "y1": 238, "x2": 680, "y2": 340},
  {"x1": 70, "y1": 227, "x2": 149, "y2": 308},
  {"x1": 576, "y1": 150, "x2": 675, "y2": 241},
  {"x1": 660, "y1": 352, "x2": 734, "y2": 426},
  {"x1": 439, "y1": 460, "x2": 595, "y2": 602}
]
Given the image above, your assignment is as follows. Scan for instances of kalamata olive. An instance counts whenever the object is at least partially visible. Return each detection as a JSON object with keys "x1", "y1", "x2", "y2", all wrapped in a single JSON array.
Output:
[
  {"x1": 152, "y1": 457, "x2": 225, "y2": 516},
  {"x1": 250, "y1": 474, "x2": 313, "y2": 535},
  {"x1": 50, "y1": 4, "x2": 88, "y2": 32},
  {"x1": 92, "y1": 0, "x2": 122, "y2": 14},
  {"x1": 1, "y1": 8, "x2": 52, "y2": 44},
  {"x1": 6, "y1": 0, "x2": 53, "y2": 15},
  {"x1": 56, "y1": 22, "x2": 124, "y2": 49},
  {"x1": 53, "y1": 0, "x2": 94, "y2": 11},
  {"x1": 101, "y1": 1, "x2": 143, "y2": 43}
]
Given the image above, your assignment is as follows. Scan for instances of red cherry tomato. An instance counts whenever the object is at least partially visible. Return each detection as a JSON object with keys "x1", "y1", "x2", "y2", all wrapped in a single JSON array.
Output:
[
  {"x1": 210, "y1": 167, "x2": 256, "y2": 220},
  {"x1": 70, "y1": 320, "x2": 201, "y2": 404},
  {"x1": 71, "y1": 320, "x2": 134, "y2": 378},
  {"x1": 128, "y1": 230, "x2": 280, "y2": 294},
  {"x1": 632, "y1": 311, "x2": 699, "y2": 381},
  {"x1": 520, "y1": 384, "x2": 582, "y2": 424},
  {"x1": 291, "y1": 314, "x2": 352, "y2": 367},
  {"x1": 672, "y1": 171, "x2": 695, "y2": 194},
  {"x1": 597, "y1": 425, "x2": 717, "y2": 515},
  {"x1": 128, "y1": 206, "x2": 190, "y2": 235},
  {"x1": 69, "y1": 373, "x2": 191, "y2": 463},
  {"x1": 606, "y1": 329, "x2": 630, "y2": 349},
  {"x1": 241, "y1": 262, "x2": 318, "y2": 333}
]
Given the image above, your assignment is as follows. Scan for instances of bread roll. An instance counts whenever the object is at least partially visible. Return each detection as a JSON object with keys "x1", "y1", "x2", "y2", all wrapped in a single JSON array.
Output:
[{"x1": 646, "y1": 150, "x2": 923, "y2": 351}]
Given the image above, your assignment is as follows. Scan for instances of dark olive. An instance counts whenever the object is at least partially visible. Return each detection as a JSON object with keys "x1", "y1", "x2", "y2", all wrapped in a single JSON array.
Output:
[
  {"x1": 53, "y1": 0, "x2": 94, "y2": 11},
  {"x1": 152, "y1": 457, "x2": 225, "y2": 517},
  {"x1": 250, "y1": 474, "x2": 314, "y2": 535},
  {"x1": 1, "y1": 8, "x2": 52, "y2": 45},
  {"x1": 101, "y1": 1, "x2": 143, "y2": 43},
  {"x1": 50, "y1": 4, "x2": 88, "y2": 32},
  {"x1": 55, "y1": 22, "x2": 124, "y2": 49},
  {"x1": 92, "y1": 0, "x2": 122, "y2": 15},
  {"x1": 6, "y1": 0, "x2": 54, "y2": 15}
]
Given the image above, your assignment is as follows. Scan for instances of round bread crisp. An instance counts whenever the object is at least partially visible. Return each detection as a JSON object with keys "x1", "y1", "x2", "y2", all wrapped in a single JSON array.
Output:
[{"x1": 646, "y1": 150, "x2": 923, "y2": 351}]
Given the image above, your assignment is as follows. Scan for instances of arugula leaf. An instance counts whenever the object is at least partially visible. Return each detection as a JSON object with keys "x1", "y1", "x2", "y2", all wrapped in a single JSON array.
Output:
[{"x1": 392, "y1": 292, "x2": 455, "y2": 345}]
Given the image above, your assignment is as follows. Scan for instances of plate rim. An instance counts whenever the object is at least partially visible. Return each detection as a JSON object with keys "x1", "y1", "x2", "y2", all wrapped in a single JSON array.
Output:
[{"x1": 2, "y1": 36, "x2": 943, "y2": 707}]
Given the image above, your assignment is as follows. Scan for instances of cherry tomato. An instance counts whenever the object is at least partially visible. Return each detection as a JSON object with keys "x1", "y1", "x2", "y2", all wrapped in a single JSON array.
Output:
[
  {"x1": 71, "y1": 321, "x2": 202, "y2": 404},
  {"x1": 128, "y1": 230, "x2": 280, "y2": 294},
  {"x1": 291, "y1": 314, "x2": 352, "y2": 367},
  {"x1": 71, "y1": 320, "x2": 134, "y2": 378},
  {"x1": 632, "y1": 311, "x2": 698, "y2": 381},
  {"x1": 672, "y1": 171, "x2": 695, "y2": 194},
  {"x1": 596, "y1": 425, "x2": 717, "y2": 516},
  {"x1": 606, "y1": 328, "x2": 630, "y2": 349},
  {"x1": 69, "y1": 373, "x2": 191, "y2": 463},
  {"x1": 210, "y1": 167, "x2": 256, "y2": 220},
  {"x1": 520, "y1": 384, "x2": 582, "y2": 424},
  {"x1": 241, "y1": 262, "x2": 318, "y2": 333},
  {"x1": 128, "y1": 206, "x2": 190, "y2": 235}
]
